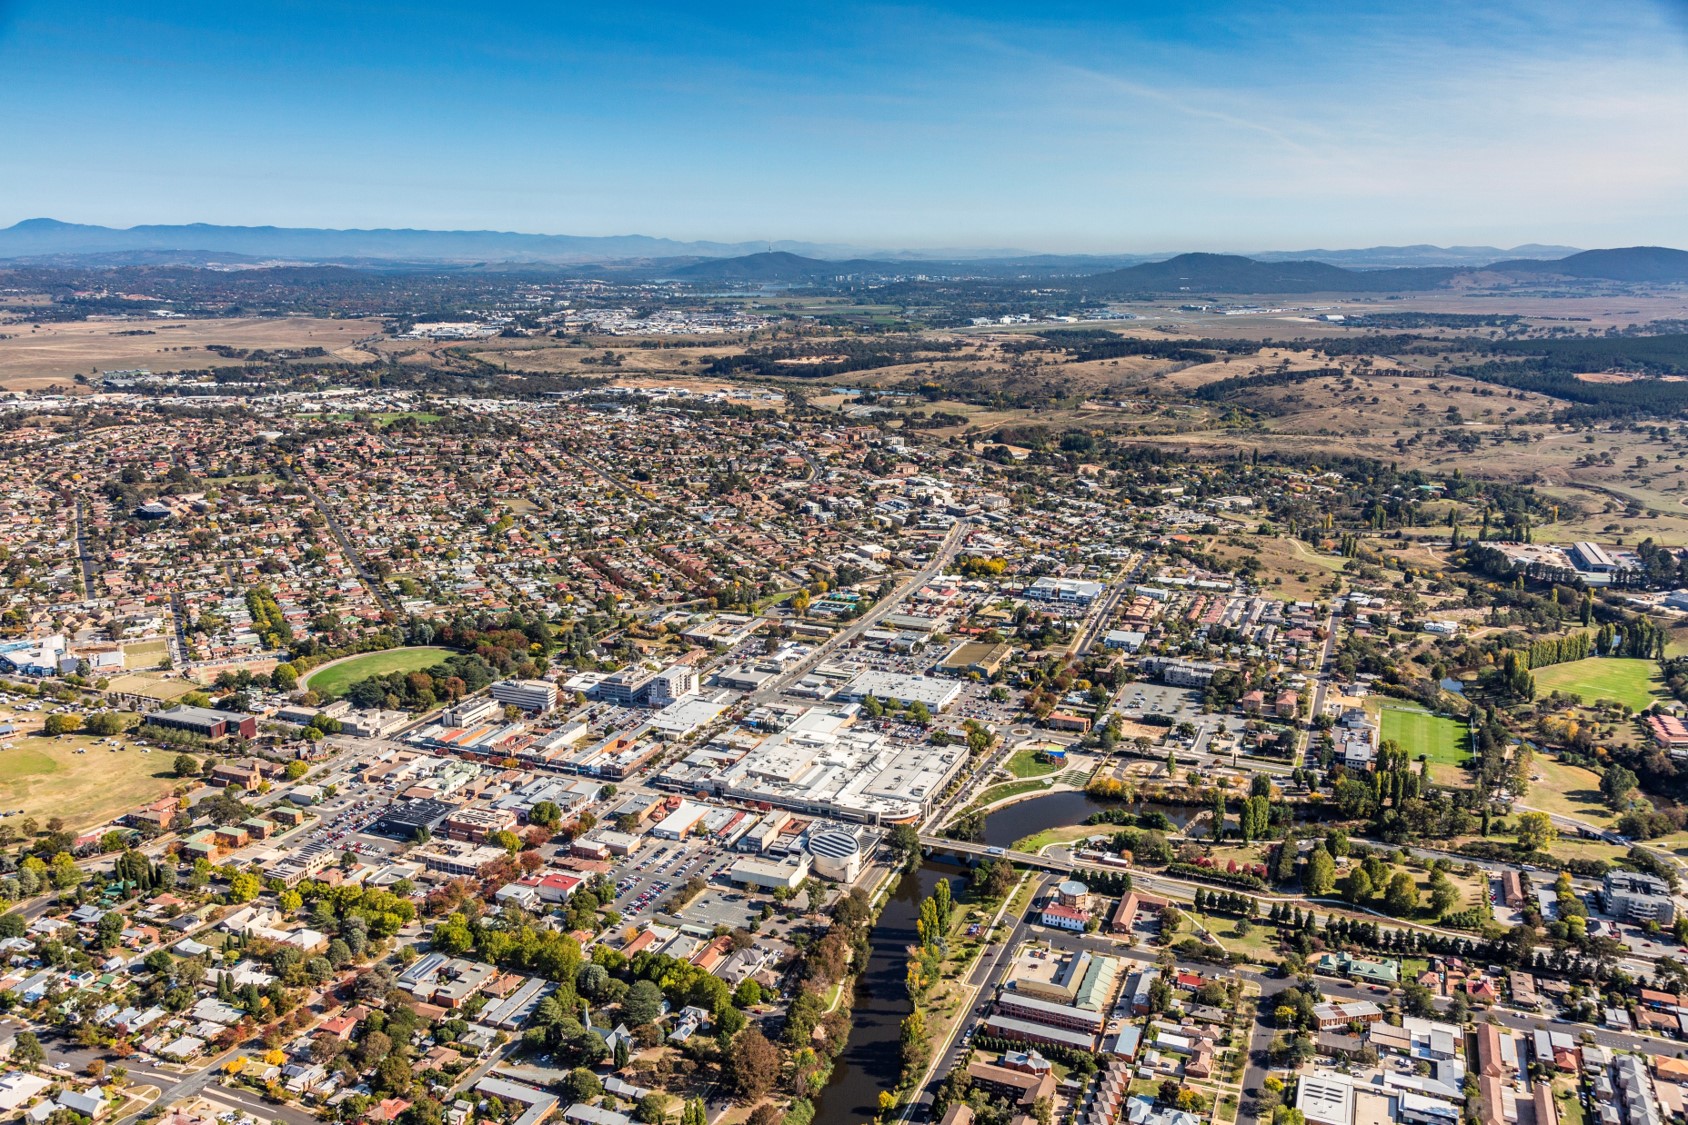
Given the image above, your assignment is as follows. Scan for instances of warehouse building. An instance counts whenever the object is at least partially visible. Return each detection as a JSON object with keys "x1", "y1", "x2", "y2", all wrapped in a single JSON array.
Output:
[{"x1": 149, "y1": 705, "x2": 257, "y2": 741}]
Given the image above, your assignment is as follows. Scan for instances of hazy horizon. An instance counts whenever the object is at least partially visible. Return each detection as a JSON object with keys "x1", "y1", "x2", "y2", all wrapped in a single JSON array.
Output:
[{"x1": 3, "y1": 1, "x2": 1687, "y2": 251}]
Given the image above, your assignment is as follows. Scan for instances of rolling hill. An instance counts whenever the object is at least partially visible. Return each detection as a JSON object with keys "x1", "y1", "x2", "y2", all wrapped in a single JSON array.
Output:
[
  {"x1": 1077, "y1": 247, "x2": 1688, "y2": 295},
  {"x1": 1077, "y1": 253, "x2": 1457, "y2": 294},
  {"x1": 666, "y1": 251, "x2": 912, "y2": 282},
  {"x1": 0, "y1": 220, "x2": 1683, "y2": 292},
  {"x1": 1478, "y1": 246, "x2": 1688, "y2": 283}
]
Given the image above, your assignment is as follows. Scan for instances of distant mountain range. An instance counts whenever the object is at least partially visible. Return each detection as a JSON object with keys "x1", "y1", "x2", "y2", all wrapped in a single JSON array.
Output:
[
  {"x1": 1075, "y1": 247, "x2": 1688, "y2": 295},
  {"x1": 0, "y1": 218, "x2": 863, "y2": 266},
  {"x1": 0, "y1": 220, "x2": 1684, "y2": 292},
  {"x1": 1249, "y1": 243, "x2": 1579, "y2": 268},
  {"x1": 668, "y1": 251, "x2": 924, "y2": 282},
  {"x1": 671, "y1": 247, "x2": 1688, "y2": 292}
]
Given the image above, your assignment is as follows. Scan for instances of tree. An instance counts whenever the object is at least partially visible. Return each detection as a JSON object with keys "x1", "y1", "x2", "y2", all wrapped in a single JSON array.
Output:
[
  {"x1": 725, "y1": 1028, "x2": 780, "y2": 1101},
  {"x1": 1272, "y1": 832, "x2": 1298, "y2": 884},
  {"x1": 889, "y1": 823, "x2": 922, "y2": 872},
  {"x1": 976, "y1": 857, "x2": 1016, "y2": 899},
  {"x1": 1601, "y1": 765, "x2": 1639, "y2": 811},
  {"x1": 1384, "y1": 871, "x2": 1419, "y2": 916},
  {"x1": 1400, "y1": 981, "x2": 1436, "y2": 1017},
  {"x1": 1515, "y1": 811, "x2": 1557, "y2": 853},
  {"x1": 49, "y1": 852, "x2": 84, "y2": 890},
  {"x1": 1333, "y1": 777, "x2": 1375, "y2": 820},
  {"x1": 228, "y1": 872, "x2": 261, "y2": 902},
  {"x1": 42, "y1": 713, "x2": 77, "y2": 736},
  {"x1": 529, "y1": 800, "x2": 561, "y2": 828},
  {"x1": 1428, "y1": 871, "x2": 1461, "y2": 917},
  {"x1": 900, "y1": 1008, "x2": 930, "y2": 1076},
  {"x1": 84, "y1": 711, "x2": 127, "y2": 736},
  {"x1": 636, "y1": 1094, "x2": 674, "y2": 1124},
  {"x1": 622, "y1": 979, "x2": 665, "y2": 1026},
  {"x1": 564, "y1": 1068, "x2": 603, "y2": 1101},
  {"x1": 13, "y1": 1032, "x2": 44, "y2": 1067},
  {"x1": 1303, "y1": 845, "x2": 1336, "y2": 896},
  {"x1": 173, "y1": 754, "x2": 200, "y2": 778},
  {"x1": 1341, "y1": 866, "x2": 1372, "y2": 904}
]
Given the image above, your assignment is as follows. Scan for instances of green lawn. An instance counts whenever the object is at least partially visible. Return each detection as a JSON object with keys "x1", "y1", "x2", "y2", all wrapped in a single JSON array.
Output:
[
  {"x1": 1191, "y1": 910, "x2": 1281, "y2": 966},
  {"x1": 1530, "y1": 657, "x2": 1665, "y2": 712},
  {"x1": 1378, "y1": 703, "x2": 1470, "y2": 766},
  {"x1": 962, "y1": 778, "x2": 1053, "y2": 815},
  {"x1": 0, "y1": 725, "x2": 176, "y2": 830},
  {"x1": 1005, "y1": 746, "x2": 1062, "y2": 778},
  {"x1": 1011, "y1": 824, "x2": 1104, "y2": 853},
  {"x1": 121, "y1": 639, "x2": 170, "y2": 668},
  {"x1": 301, "y1": 646, "x2": 454, "y2": 698},
  {"x1": 371, "y1": 412, "x2": 444, "y2": 426}
]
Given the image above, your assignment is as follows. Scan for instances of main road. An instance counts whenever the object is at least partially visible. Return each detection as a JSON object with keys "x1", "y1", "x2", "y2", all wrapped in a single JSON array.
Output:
[
  {"x1": 275, "y1": 462, "x2": 400, "y2": 619},
  {"x1": 749, "y1": 519, "x2": 973, "y2": 705}
]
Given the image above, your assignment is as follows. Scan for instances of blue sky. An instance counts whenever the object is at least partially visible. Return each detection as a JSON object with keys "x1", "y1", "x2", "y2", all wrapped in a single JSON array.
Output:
[{"x1": 3, "y1": 1, "x2": 1686, "y2": 252}]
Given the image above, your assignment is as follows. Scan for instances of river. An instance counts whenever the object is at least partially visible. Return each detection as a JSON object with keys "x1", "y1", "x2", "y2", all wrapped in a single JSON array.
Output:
[{"x1": 811, "y1": 789, "x2": 1178, "y2": 1125}]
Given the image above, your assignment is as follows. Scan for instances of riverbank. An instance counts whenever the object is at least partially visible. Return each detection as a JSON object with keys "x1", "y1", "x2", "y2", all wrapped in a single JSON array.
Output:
[{"x1": 812, "y1": 790, "x2": 1115, "y2": 1125}]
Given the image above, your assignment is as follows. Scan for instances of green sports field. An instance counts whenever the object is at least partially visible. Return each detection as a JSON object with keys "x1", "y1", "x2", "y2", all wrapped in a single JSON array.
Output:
[
  {"x1": 1378, "y1": 703, "x2": 1470, "y2": 766},
  {"x1": 301, "y1": 646, "x2": 453, "y2": 698},
  {"x1": 1529, "y1": 657, "x2": 1664, "y2": 712},
  {"x1": 0, "y1": 712, "x2": 175, "y2": 830}
]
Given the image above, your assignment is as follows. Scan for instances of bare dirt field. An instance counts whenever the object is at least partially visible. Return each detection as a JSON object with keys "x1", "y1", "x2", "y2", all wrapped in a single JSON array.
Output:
[{"x1": 0, "y1": 316, "x2": 382, "y2": 388}]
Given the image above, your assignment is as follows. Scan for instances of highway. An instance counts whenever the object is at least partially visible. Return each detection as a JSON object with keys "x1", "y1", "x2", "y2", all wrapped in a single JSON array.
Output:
[{"x1": 749, "y1": 519, "x2": 973, "y2": 705}]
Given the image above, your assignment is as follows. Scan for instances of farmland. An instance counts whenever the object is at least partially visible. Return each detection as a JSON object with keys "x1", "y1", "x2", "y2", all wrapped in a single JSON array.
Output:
[{"x1": 0, "y1": 316, "x2": 381, "y2": 388}]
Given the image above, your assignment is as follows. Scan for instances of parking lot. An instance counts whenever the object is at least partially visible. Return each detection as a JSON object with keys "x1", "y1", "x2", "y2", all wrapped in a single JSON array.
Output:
[
  {"x1": 1116, "y1": 681, "x2": 1204, "y2": 721},
  {"x1": 590, "y1": 831, "x2": 741, "y2": 924}
]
